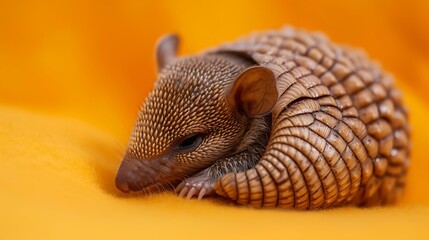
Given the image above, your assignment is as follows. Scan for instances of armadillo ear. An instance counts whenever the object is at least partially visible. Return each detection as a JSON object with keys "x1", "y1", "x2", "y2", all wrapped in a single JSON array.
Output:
[
  {"x1": 156, "y1": 34, "x2": 180, "y2": 72},
  {"x1": 227, "y1": 66, "x2": 278, "y2": 117}
]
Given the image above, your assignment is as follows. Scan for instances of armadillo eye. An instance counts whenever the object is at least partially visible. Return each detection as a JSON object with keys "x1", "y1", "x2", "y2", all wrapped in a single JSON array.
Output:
[{"x1": 176, "y1": 134, "x2": 203, "y2": 152}]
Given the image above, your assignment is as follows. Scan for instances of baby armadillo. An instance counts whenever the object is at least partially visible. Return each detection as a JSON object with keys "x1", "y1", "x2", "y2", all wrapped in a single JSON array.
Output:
[{"x1": 115, "y1": 27, "x2": 411, "y2": 209}]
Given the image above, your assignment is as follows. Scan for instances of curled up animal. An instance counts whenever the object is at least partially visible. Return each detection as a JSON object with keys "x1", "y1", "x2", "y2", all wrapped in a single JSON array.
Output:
[{"x1": 115, "y1": 27, "x2": 411, "y2": 209}]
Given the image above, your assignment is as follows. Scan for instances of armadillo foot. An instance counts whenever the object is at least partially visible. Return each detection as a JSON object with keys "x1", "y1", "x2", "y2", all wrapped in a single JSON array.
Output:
[{"x1": 175, "y1": 168, "x2": 215, "y2": 200}]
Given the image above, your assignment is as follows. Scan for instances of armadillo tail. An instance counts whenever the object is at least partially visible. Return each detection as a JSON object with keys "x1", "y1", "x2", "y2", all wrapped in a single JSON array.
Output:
[
  {"x1": 215, "y1": 163, "x2": 285, "y2": 208},
  {"x1": 214, "y1": 98, "x2": 323, "y2": 209},
  {"x1": 214, "y1": 146, "x2": 326, "y2": 209}
]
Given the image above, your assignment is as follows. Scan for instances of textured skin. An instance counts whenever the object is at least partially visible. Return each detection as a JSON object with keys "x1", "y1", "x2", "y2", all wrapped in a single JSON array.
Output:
[
  {"x1": 210, "y1": 27, "x2": 411, "y2": 208},
  {"x1": 116, "y1": 27, "x2": 411, "y2": 209},
  {"x1": 116, "y1": 53, "x2": 259, "y2": 193}
]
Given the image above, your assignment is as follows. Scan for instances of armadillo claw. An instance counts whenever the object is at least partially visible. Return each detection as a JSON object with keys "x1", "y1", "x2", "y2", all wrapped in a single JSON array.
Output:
[{"x1": 175, "y1": 171, "x2": 215, "y2": 200}]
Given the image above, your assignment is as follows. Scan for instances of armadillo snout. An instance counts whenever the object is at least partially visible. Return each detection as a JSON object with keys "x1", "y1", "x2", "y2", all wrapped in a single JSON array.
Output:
[
  {"x1": 115, "y1": 174, "x2": 130, "y2": 193},
  {"x1": 115, "y1": 157, "x2": 147, "y2": 193},
  {"x1": 115, "y1": 162, "x2": 139, "y2": 193}
]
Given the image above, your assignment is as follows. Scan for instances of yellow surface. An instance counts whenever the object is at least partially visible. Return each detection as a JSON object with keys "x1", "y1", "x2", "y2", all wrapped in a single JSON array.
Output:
[{"x1": 1, "y1": 0, "x2": 429, "y2": 239}]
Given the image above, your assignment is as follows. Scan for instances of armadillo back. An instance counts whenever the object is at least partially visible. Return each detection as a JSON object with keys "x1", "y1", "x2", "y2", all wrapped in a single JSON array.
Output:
[{"x1": 213, "y1": 27, "x2": 411, "y2": 209}]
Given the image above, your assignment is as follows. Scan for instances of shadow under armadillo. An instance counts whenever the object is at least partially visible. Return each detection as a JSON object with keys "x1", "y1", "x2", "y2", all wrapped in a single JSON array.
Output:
[{"x1": 74, "y1": 130, "x2": 127, "y2": 197}]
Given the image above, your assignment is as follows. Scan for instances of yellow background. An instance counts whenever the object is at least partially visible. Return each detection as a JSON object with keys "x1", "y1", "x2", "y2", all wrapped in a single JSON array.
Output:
[{"x1": 1, "y1": 0, "x2": 429, "y2": 239}]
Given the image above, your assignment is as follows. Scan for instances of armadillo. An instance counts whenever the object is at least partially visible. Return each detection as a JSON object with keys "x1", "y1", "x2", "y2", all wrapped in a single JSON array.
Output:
[{"x1": 115, "y1": 27, "x2": 411, "y2": 209}]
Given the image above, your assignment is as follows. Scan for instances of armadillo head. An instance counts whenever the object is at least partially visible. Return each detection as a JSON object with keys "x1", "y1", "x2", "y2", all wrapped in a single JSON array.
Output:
[{"x1": 115, "y1": 35, "x2": 277, "y2": 193}]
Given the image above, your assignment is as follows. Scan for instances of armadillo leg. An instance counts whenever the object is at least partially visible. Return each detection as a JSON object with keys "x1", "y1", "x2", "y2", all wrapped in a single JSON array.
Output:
[{"x1": 177, "y1": 150, "x2": 262, "y2": 199}]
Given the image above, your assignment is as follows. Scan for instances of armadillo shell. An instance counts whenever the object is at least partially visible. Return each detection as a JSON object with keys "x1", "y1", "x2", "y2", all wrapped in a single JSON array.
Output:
[{"x1": 210, "y1": 27, "x2": 411, "y2": 209}]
